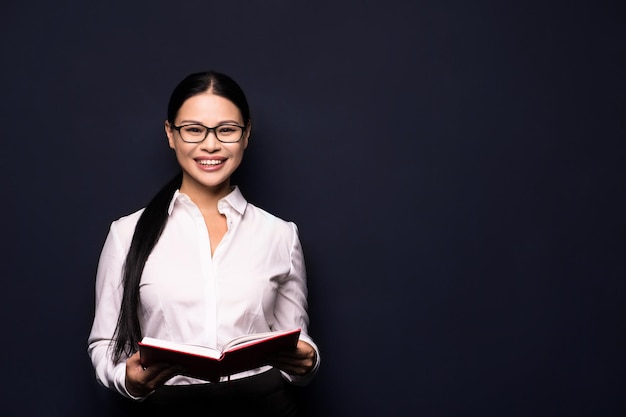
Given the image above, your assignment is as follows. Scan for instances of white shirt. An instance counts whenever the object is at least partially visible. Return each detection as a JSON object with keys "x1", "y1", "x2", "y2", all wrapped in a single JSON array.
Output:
[{"x1": 88, "y1": 186, "x2": 320, "y2": 399}]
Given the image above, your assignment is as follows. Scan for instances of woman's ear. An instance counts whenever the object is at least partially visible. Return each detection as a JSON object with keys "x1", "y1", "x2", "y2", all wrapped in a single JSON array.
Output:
[
  {"x1": 242, "y1": 122, "x2": 251, "y2": 150},
  {"x1": 165, "y1": 121, "x2": 175, "y2": 149}
]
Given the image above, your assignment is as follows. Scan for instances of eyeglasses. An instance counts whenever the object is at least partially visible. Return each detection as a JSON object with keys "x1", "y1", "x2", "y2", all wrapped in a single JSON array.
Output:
[{"x1": 171, "y1": 123, "x2": 246, "y2": 143}]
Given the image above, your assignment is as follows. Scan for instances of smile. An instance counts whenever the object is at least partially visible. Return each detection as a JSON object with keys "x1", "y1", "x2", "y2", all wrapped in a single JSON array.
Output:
[{"x1": 198, "y1": 159, "x2": 224, "y2": 166}]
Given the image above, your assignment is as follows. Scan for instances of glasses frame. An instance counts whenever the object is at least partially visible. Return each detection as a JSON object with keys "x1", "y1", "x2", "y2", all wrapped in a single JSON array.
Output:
[{"x1": 171, "y1": 122, "x2": 247, "y2": 144}]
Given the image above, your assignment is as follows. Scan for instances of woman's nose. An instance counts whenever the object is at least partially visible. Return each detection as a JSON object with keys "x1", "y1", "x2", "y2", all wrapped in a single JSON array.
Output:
[{"x1": 201, "y1": 130, "x2": 221, "y2": 150}]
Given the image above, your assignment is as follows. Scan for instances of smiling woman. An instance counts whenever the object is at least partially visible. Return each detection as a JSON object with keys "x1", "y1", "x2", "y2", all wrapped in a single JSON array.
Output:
[
  {"x1": 87, "y1": 71, "x2": 320, "y2": 416},
  {"x1": 165, "y1": 92, "x2": 249, "y2": 197}
]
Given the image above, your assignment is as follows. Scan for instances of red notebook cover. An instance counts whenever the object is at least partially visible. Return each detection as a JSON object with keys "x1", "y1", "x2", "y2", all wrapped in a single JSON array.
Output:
[{"x1": 138, "y1": 328, "x2": 301, "y2": 383}]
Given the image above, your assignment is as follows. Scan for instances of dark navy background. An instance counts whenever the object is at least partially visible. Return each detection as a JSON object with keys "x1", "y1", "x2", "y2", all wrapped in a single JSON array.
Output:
[{"x1": 1, "y1": 1, "x2": 624, "y2": 416}]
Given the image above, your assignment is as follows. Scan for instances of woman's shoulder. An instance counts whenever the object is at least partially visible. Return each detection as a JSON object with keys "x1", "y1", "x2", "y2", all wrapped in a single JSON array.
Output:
[
  {"x1": 245, "y1": 203, "x2": 299, "y2": 234},
  {"x1": 109, "y1": 207, "x2": 145, "y2": 235},
  {"x1": 228, "y1": 187, "x2": 295, "y2": 229}
]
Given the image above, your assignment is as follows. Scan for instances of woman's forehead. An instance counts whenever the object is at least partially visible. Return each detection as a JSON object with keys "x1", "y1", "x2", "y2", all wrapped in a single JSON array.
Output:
[{"x1": 177, "y1": 93, "x2": 242, "y2": 123}]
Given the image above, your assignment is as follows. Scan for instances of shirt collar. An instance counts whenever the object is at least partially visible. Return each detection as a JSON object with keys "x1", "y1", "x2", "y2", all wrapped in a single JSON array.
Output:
[{"x1": 167, "y1": 185, "x2": 247, "y2": 216}]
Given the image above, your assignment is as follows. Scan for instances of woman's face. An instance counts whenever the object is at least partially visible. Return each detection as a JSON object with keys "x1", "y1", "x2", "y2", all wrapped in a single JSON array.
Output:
[{"x1": 165, "y1": 91, "x2": 249, "y2": 196}]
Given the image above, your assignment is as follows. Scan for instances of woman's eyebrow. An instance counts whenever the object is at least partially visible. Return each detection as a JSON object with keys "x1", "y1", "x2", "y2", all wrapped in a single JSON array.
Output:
[{"x1": 178, "y1": 119, "x2": 242, "y2": 125}]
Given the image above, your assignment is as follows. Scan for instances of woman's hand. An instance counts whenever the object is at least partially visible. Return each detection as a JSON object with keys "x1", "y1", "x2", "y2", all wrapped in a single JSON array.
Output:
[
  {"x1": 125, "y1": 351, "x2": 183, "y2": 397},
  {"x1": 268, "y1": 340, "x2": 317, "y2": 376}
]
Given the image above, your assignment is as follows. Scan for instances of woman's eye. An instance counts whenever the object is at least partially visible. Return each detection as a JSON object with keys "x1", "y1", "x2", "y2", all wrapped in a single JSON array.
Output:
[
  {"x1": 217, "y1": 126, "x2": 238, "y2": 135},
  {"x1": 183, "y1": 126, "x2": 204, "y2": 135}
]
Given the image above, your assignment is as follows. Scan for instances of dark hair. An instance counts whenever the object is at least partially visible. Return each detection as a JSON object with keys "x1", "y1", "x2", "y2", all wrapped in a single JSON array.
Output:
[
  {"x1": 167, "y1": 71, "x2": 251, "y2": 126},
  {"x1": 112, "y1": 71, "x2": 250, "y2": 362}
]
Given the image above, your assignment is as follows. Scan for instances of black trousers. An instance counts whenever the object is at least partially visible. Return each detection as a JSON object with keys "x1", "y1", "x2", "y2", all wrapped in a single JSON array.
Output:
[{"x1": 137, "y1": 369, "x2": 299, "y2": 417}]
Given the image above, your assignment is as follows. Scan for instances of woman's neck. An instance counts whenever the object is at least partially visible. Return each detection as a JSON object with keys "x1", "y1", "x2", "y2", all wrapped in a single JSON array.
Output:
[{"x1": 179, "y1": 178, "x2": 232, "y2": 212}]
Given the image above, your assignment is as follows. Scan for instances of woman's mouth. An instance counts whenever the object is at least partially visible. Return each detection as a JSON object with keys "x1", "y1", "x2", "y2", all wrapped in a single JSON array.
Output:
[{"x1": 197, "y1": 159, "x2": 224, "y2": 166}]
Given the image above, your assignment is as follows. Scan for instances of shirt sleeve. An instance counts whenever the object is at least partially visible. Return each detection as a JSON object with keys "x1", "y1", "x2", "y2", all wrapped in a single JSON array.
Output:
[
  {"x1": 273, "y1": 222, "x2": 321, "y2": 386},
  {"x1": 87, "y1": 222, "x2": 145, "y2": 400}
]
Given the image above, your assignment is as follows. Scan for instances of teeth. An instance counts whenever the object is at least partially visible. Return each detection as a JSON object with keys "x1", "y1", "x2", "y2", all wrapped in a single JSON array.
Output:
[{"x1": 198, "y1": 160, "x2": 223, "y2": 166}]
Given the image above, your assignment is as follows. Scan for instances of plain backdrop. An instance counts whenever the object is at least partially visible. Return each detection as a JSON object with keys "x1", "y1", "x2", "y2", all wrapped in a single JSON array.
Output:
[{"x1": 1, "y1": 1, "x2": 624, "y2": 416}]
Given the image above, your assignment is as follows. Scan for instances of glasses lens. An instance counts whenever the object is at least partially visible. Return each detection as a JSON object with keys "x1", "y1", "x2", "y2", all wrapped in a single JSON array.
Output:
[
  {"x1": 216, "y1": 124, "x2": 243, "y2": 143},
  {"x1": 180, "y1": 124, "x2": 207, "y2": 143}
]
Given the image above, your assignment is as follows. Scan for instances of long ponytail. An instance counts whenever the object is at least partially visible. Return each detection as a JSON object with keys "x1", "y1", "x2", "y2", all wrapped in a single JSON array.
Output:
[{"x1": 112, "y1": 172, "x2": 182, "y2": 362}]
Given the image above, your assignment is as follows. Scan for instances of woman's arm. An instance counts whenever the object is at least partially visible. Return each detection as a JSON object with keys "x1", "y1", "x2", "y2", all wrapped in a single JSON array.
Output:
[
  {"x1": 88, "y1": 224, "x2": 138, "y2": 397},
  {"x1": 270, "y1": 223, "x2": 321, "y2": 385},
  {"x1": 88, "y1": 218, "x2": 185, "y2": 399}
]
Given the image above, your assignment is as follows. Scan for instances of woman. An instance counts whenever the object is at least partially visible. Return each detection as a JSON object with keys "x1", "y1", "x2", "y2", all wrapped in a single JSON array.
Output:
[{"x1": 88, "y1": 71, "x2": 319, "y2": 416}]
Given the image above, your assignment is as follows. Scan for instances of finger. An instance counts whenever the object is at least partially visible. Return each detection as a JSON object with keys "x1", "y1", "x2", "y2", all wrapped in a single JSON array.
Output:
[
  {"x1": 276, "y1": 341, "x2": 315, "y2": 359},
  {"x1": 269, "y1": 360, "x2": 310, "y2": 376},
  {"x1": 143, "y1": 362, "x2": 183, "y2": 379},
  {"x1": 269, "y1": 356, "x2": 315, "y2": 374},
  {"x1": 273, "y1": 349, "x2": 315, "y2": 361},
  {"x1": 140, "y1": 364, "x2": 181, "y2": 392},
  {"x1": 140, "y1": 362, "x2": 170, "y2": 376}
]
